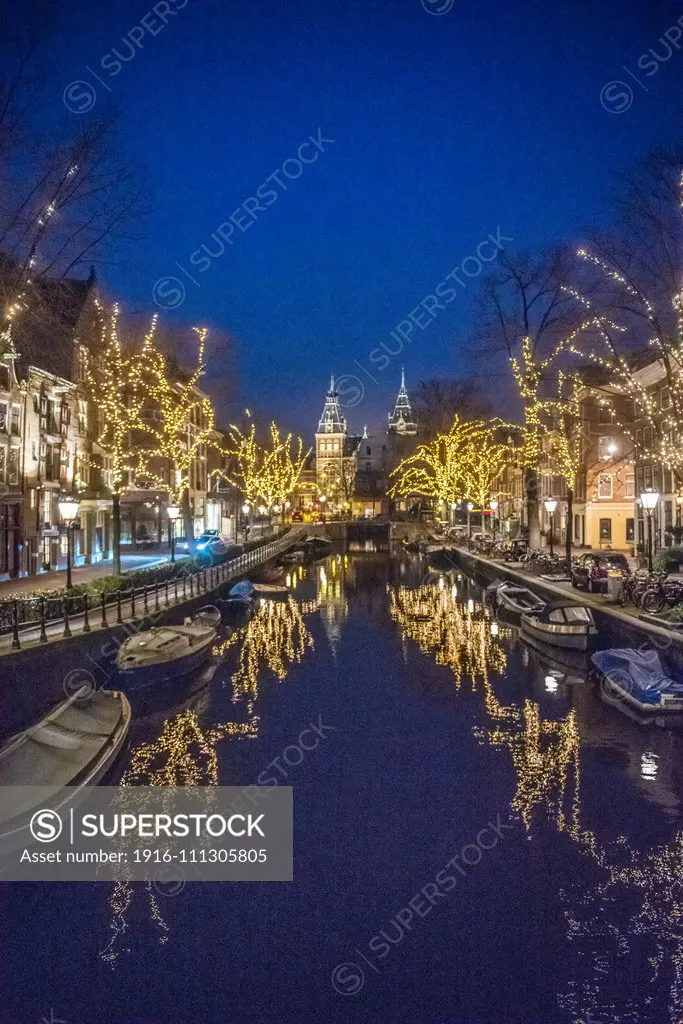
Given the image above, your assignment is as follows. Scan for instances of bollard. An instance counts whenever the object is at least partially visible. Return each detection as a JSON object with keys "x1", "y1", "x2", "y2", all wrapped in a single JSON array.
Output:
[
  {"x1": 154, "y1": 582, "x2": 160, "y2": 612},
  {"x1": 11, "y1": 600, "x2": 20, "y2": 650},
  {"x1": 63, "y1": 594, "x2": 72, "y2": 639},
  {"x1": 101, "y1": 592, "x2": 108, "y2": 628},
  {"x1": 116, "y1": 589, "x2": 123, "y2": 624},
  {"x1": 130, "y1": 587, "x2": 136, "y2": 619},
  {"x1": 39, "y1": 596, "x2": 48, "y2": 644},
  {"x1": 143, "y1": 584, "x2": 149, "y2": 614},
  {"x1": 82, "y1": 593, "x2": 91, "y2": 633}
]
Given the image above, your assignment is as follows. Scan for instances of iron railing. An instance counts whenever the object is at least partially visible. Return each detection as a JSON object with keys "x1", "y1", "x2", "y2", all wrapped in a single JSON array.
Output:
[{"x1": 0, "y1": 528, "x2": 306, "y2": 653}]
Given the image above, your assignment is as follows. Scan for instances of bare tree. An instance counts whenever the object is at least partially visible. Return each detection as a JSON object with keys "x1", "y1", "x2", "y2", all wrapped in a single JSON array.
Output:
[
  {"x1": 414, "y1": 378, "x2": 493, "y2": 439},
  {"x1": 476, "y1": 247, "x2": 586, "y2": 547},
  {"x1": 0, "y1": 18, "x2": 145, "y2": 341}
]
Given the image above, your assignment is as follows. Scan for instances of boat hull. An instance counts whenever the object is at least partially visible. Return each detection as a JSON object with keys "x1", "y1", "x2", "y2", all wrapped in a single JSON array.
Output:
[
  {"x1": 520, "y1": 614, "x2": 596, "y2": 651},
  {"x1": 118, "y1": 634, "x2": 215, "y2": 688}
]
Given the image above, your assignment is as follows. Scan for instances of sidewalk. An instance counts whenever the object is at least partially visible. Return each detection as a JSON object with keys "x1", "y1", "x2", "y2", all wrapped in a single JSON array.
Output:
[{"x1": 0, "y1": 551, "x2": 188, "y2": 598}]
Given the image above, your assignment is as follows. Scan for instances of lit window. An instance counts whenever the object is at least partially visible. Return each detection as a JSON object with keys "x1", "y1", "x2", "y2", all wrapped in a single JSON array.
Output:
[
  {"x1": 598, "y1": 436, "x2": 615, "y2": 460},
  {"x1": 625, "y1": 474, "x2": 635, "y2": 498},
  {"x1": 598, "y1": 473, "x2": 613, "y2": 499}
]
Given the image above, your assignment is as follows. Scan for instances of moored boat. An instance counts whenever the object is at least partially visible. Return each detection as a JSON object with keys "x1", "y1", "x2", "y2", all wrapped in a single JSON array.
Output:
[
  {"x1": 495, "y1": 582, "x2": 546, "y2": 616},
  {"x1": 0, "y1": 686, "x2": 131, "y2": 850},
  {"x1": 116, "y1": 610, "x2": 218, "y2": 684},
  {"x1": 591, "y1": 648, "x2": 683, "y2": 725},
  {"x1": 520, "y1": 604, "x2": 597, "y2": 651}
]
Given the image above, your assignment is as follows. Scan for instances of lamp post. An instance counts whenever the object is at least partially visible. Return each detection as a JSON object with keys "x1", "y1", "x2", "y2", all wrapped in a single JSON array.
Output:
[
  {"x1": 450, "y1": 501, "x2": 457, "y2": 527},
  {"x1": 320, "y1": 494, "x2": 327, "y2": 524},
  {"x1": 58, "y1": 496, "x2": 80, "y2": 590},
  {"x1": 466, "y1": 501, "x2": 474, "y2": 538},
  {"x1": 640, "y1": 488, "x2": 660, "y2": 573},
  {"x1": 544, "y1": 497, "x2": 557, "y2": 557},
  {"x1": 167, "y1": 503, "x2": 181, "y2": 563},
  {"x1": 489, "y1": 499, "x2": 498, "y2": 541}
]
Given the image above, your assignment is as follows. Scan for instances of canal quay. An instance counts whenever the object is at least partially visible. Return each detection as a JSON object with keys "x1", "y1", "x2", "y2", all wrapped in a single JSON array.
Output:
[{"x1": 2, "y1": 538, "x2": 683, "y2": 1024}]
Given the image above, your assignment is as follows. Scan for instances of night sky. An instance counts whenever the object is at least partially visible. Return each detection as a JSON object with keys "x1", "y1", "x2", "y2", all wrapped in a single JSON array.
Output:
[{"x1": 42, "y1": 0, "x2": 683, "y2": 436}]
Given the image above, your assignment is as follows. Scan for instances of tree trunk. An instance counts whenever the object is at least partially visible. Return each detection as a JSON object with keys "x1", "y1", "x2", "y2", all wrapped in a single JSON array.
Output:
[
  {"x1": 565, "y1": 486, "x2": 573, "y2": 569},
  {"x1": 182, "y1": 488, "x2": 193, "y2": 552},
  {"x1": 525, "y1": 467, "x2": 541, "y2": 549},
  {"x1": 112, "y1": 492, "x2": 121, "y2": 576}
]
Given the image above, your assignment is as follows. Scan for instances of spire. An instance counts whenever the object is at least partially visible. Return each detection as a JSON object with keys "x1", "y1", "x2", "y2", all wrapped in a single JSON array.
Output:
[
  {"x1": 317, "y1": 377, "x2": 347, "y2": 435},
  {"x1": 388, "y1": 370, "x2": 417, "y2": 435}
]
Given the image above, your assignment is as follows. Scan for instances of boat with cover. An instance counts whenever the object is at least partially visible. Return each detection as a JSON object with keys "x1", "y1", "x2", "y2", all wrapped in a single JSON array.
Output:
[
  {"x1": 495, "y1": 582, "x2": 546, "y2": 616},
  {"x1": 521, "y1": 603, "x2": 597, "y2": 651},
  {"x1": 591, "y1": 648, "x2": 683, "y2": 724},
  {"x1": 117, "y1": 608, "x2": 218, "y2": 683},
  {"x1": 0, "y1": 686, "x2": 131, "y2": 850}
]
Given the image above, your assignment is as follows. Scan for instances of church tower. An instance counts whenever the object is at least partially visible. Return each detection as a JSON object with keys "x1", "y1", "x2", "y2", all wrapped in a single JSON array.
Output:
[
  {"x1": 388, "y1": 368, "x2": 417, "y2": 435},
  {"x1": 315, "y1": 376, "x2": 351, "y2": 502}
]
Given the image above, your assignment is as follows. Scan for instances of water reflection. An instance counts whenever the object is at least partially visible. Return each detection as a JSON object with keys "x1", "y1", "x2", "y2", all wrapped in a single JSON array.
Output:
[
  {"x1": 390, "y1": 577, "x2": 510, "y2": 687},
  {"x1": 391, "y1": 566, "x2": 683, "y2": 1023}
]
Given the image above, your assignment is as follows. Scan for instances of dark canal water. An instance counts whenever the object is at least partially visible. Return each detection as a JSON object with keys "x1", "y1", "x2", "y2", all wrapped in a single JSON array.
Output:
[{"x1": 3, "y1": 548, "x2": 683, "y2": 1024}]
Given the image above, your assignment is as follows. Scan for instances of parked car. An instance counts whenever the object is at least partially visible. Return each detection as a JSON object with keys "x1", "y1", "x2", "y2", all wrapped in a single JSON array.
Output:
[
  {"x1": 194, "y1": 532, "x2": 242, "y2": 565},
  {"x1": 571, "y1": 552, "x2": 629, "y2": 593},
  {"x1": 291, "y1": 510, "x2": 304, "y2": 522}
]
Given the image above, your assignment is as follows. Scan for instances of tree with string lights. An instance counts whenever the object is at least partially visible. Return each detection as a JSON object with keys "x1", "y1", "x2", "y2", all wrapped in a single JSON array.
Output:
[
  {"x1": 542, "y1": 370, "x2": 584, "y2": 566},
  {"x1": 85, "y1": 303, "x2": 156, "y2": 575},
  {"x1": 135, "y1": 327, "x2": 219, "y2": 548}
]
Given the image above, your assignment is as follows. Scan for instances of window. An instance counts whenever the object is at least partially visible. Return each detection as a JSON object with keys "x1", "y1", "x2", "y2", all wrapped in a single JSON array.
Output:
[
  {"x1": 635, "y1": 428, "x2": 643, "y2": 446},
  {"x1": 333, "y1": 442, "x2": 339, "y2": 451},
  {"x1": 625, "y1": 474, "x2": 635, "y2": 498},
  {"x1": 598, "y1": 436, "x2": 615, "y2": 460},
  {"x1": 7, "y1": 448, "x2": 18, "y2": 486},
  {"x1": 662, "y1": 387, "x2": 672, "y2": 409},
  {"x1": 10, "y1": 406, "x2": 19, "y2": 435},
  {"x1": 599, "y1": 518, "x2": 612, "y2": 541},
  {"x1": 598, "y1": 473, "x2": 613, "y2": 498},
  {"x1": 626, "y1": 518, "x2": 635, "y2": 542},
  {"x1": 574, "y1": 514, "x2": 580, "y2": 541},
  {"x1": 598, "y1": 404, "x2": 612, "y2": 424}
]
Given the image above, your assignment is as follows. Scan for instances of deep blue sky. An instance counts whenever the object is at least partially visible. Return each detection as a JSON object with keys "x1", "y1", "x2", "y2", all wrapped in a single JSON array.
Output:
[{"x1": 46, "y1": 0, "x2": 683, "y2": 437}]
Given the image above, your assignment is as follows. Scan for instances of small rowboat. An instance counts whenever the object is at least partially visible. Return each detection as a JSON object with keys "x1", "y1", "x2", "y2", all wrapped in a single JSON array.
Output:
[
  {"x1": 260, "y1": 565, "x2": 284, "y2": 584},
  {"x1": 117, "y1": 609, "x2": 218, "y2": 684},
  {"x1": 495, "y1": 582, "x2": 546, "y2": 617},
  {"x1": 521, "y1": 604, "x2": 597, "y2": 652},
  {"x1": 0, "y1": 687, "x2": 131, "y2": 850},
  {"x1": 592, "y1": 648, "x2": 683, "y2": 725}
]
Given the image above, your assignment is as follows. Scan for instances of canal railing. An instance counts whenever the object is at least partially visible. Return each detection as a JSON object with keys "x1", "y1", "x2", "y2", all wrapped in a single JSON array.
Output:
[{"x1": 0, "y1": 527, "x2": 306, "y2": 654}]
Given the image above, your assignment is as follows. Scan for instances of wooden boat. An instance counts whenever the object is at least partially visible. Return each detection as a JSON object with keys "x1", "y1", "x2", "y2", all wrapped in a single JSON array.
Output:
[
  {"x1": 117, "y1": 610, "x2": 217, "y2": 683},
  {"x1": 252, "y1": 583, "x2": 290, "y2": 596},
  {"x1": 495, "y1": 582, "x2": 546, "y2": 616},
  {"x1": 259, "y1": 565, "x2": 284, "y2": 584},
  {"x1": 0, "y1": 687, "x2": 131, "y2": 849},
  {"x1": 592, "y1": 648, "x2": 683, "y2": 725},
  {"x1": 521, "y1": 604, "x2": 597, "y2": 651},
  {"x1": 279, "y1": 550, "x2": 304, "y2": 565},
  {"x1": 192, "y1": 605, "x2": 221, "y2": 629}
]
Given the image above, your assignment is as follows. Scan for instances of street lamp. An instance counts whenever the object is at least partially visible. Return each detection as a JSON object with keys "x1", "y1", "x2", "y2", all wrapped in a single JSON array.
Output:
[
  {"x1": 466, "y1": 501, "x2": 474, "y2": 538},
  {"x1": 320, "y1": 494, "x2": 327, "y2": 523},
  {"x1": 58, "y1": 496, "x2": 80, "y2": 589},
  {"x1": 640, "y1": 487, "x2": 660, "y2": 572},
  {"x1": 544, "y1": 497, "x2": 557, "y2": 557},
  {"x1": 167, "y1": 503, "x2": 181, "y2": 563},
  {"x1": 489, "y1": 498, "x2": 498, "y2": 541}
]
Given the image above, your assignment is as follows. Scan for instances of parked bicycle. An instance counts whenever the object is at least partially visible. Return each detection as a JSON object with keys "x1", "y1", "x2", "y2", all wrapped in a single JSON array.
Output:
[{"x1": 639, "y1": 572, "x2": 683, "y2": 615}]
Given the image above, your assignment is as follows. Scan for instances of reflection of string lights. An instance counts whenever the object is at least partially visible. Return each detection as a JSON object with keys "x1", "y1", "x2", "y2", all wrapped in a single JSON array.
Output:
[
  {"x1": 389, "y1": 583, "x2": 510, "y2": 687},
  {"x1": 104, "y1": 595, "x2": 316, "y2": 965}
]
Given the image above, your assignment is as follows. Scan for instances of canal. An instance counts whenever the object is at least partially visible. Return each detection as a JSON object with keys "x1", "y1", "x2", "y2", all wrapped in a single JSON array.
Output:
[{"x1": 3, "y1": 547, "x2": 683, "y2": 1024}]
